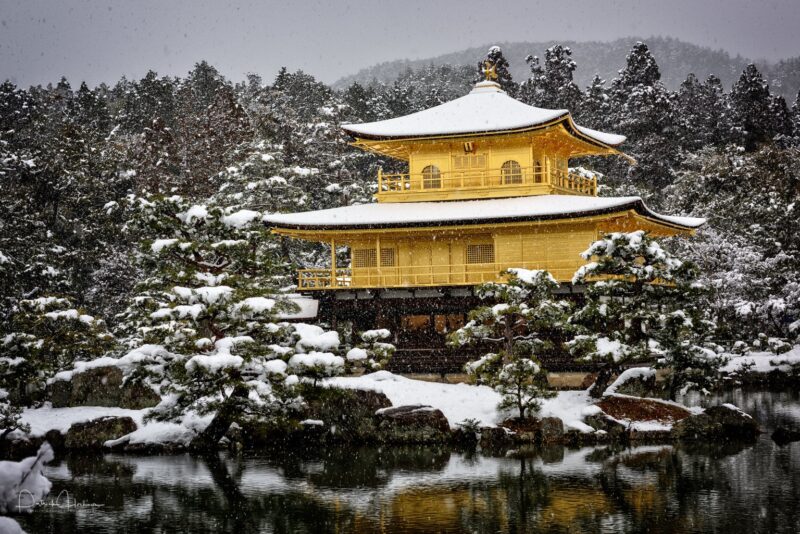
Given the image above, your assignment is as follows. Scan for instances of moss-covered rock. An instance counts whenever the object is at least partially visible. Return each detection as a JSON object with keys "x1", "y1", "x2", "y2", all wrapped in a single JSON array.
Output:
[
  {"x1": 49, "y1": 366, "x2": 160, "y2": 409},
  {"x1": 672, "y1": 404, "x2": 760, "y2": 441},
  {"x1": 65, "y1": 416, "x2": 137, "y2": 449},
  {"x1": 375, "y1": 405, "x2": 451, "y2": 443}
]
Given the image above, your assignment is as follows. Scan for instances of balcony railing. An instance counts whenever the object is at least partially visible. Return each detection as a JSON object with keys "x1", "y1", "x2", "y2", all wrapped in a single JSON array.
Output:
[
  {"x1": 297, "y1": 260, "x2": 583, "y2": 291},
  {"x1": 377, "y1": 167, "x2": 597, "y2": 199}
]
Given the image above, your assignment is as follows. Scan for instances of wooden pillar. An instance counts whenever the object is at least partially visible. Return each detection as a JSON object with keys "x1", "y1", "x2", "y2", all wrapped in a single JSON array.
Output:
[
  {"x1": 376, "y1": 235, "x2": 381, "y2": 287},
  {"x1": 331, "y1": 238, "x2": 336, "y2": 287}
]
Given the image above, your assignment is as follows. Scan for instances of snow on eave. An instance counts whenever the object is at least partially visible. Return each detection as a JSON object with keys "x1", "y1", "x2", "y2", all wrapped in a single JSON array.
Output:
[{"x1": 263, "y1": 195, "x2": 706, "y2": 232}]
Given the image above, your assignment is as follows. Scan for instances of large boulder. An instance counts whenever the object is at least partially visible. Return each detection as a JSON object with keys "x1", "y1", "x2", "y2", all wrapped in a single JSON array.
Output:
[
  {"x1": 672, "y1": 404, "x2": 760, "y2": 441},
  {"x1": 538, "y1": 417, "x2": 565, "y2": 444},
  {"x1": 49, "y1": 366, "x2": 160, "y2": 409},
  {"x1": 479, "y1": 426, "x2": 515, "y2": 450},
  {"x1": 500, "y1": 417, "x2": 565, "y2": 444},
  {"x1": 65, "y1": 416, "x2": 138, "y2": 449},
  {"x1": 375, "y1": 404, "x2": 451, "y2": 443},
  {"x1": 603, "y1": 367, "x2": 658, "y2": 398}
]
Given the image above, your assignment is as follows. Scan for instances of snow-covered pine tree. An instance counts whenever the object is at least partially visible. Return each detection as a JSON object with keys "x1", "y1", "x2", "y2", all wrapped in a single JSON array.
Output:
[
  {"x1": 115, "y1": 194, "x2": 345, "y2": 447},
  {"x1": 665, "y1": 145, "x2": 800, "y2": 341},
  {"x1": 519, "y1": 45, "x2": 583, "y2": 113},
  {"x1": 576, "y1": 75, "x2": 610, "y2": 129},
  {"x1": 477, "y1": 46, "x2": 517, "y2": 95},
  {"x1": 570, "y1": 231, "x2": 721, "y2": 399},
  {"x1": 450, "y1": 269, "x2": 566, "y2": 419},
  {"x1": 729, "y1": 64, "x2": 780, "y2": 151},
  {"x1": 792, "y1": 90, "x2": 800, "y2": 145},
  {"x1": 675, "y1": 73, "x2": 732, "y2": 150},
  {"x1": 607, "y1": 42, "x2": 679, "y2": 192}
]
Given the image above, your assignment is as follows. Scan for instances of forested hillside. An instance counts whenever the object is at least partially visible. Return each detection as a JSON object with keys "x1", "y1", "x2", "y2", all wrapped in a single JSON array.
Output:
[
  {"x1": 335, "y1": 37, "x2": 800, "y2": 99},
  {"x1": 1, "y1": 40, "x2": 799, "y2": 369}
]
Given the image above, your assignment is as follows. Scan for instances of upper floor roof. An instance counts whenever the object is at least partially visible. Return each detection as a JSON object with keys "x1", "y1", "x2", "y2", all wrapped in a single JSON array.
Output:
[{"x1": 342, "y1": 81, "x2": 626, "y2": 147}]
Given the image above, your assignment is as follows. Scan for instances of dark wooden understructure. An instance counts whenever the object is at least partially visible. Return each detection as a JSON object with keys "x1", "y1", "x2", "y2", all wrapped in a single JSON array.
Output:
[{"x1": 311, "y1": 285, "x2": 592, "y2": 374}]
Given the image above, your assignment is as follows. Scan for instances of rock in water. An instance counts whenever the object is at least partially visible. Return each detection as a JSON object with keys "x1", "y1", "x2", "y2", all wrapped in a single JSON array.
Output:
[
  {"x1": 65, "y1": 416, "x2": 137, "y2": 449},
  {"x1": 672, "y1": 404, "x2": 760, "y2": 441},
  {"x1": 375, "y1": 404, "x2": 450, "y2": 443},
  {"x1": 772, "y1": 426, "x2": 800, "y2": 445}
]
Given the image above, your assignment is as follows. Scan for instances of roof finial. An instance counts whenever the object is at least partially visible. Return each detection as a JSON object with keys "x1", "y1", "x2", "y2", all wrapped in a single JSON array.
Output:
[{"x1": 482, "y1": 59, "x2": 498, "y2": 82}]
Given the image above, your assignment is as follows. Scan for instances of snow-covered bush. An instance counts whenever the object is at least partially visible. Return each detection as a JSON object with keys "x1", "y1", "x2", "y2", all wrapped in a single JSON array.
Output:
[
  {"x1": 452, "y1": 269, "x2": 565, "y2": 419},
  {"x1": 1, "y1": 296, "x2": 115, "y2": 404},
  {"x1": 346, "y1": 329, "x2": 395, "y2": 373},
  {"x1": 570, "y1": 231, "x2": 722, "y2": 399},
  {"x1": 0, "y1": 441, "x2": 55, "y2": 532}
]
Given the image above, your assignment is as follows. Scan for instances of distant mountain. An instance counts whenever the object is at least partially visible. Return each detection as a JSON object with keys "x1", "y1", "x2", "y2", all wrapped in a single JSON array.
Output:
[{"x1": 334, "y1": 37, "x2": 800, "y2": 100}]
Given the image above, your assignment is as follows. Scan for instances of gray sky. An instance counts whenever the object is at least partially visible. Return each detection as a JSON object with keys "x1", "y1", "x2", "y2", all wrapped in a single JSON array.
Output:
[{"x1": 1, "y1": 0, "x2": 799, "y2": 87}]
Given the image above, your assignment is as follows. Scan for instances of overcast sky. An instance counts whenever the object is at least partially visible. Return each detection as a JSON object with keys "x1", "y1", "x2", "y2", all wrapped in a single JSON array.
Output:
[{"x1": 1, "y1": 0, "x2": 799, "y2": 87}]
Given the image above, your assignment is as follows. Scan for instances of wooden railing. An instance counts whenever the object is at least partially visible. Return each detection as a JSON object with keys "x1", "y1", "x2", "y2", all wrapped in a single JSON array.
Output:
[
  {"x1": 297, "y1": 261, "x2": 582, "y2": 291},
  {"x1": 377, "y1": 168, "x2": 597, "y2": 198}
]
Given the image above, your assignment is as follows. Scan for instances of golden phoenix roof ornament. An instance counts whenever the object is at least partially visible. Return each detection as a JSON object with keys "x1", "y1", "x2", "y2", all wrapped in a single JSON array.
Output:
[{"x1": 482, "y1": 59, "x2": 498, "y2": 81}]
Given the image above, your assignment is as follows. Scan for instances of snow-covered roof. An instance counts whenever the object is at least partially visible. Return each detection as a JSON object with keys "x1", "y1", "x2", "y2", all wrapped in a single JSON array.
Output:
[
  {"x1": 342, "y1": 81, "x2": 626, "y2": 147},
  {"x1": 264, "y1": 195, "x2": 706, "y2": 231}
]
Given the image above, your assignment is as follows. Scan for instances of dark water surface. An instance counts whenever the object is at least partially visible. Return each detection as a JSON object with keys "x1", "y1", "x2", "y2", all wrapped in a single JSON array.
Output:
[{"x1": 16, "y1": 389, "x2": 800, "y2": 533}]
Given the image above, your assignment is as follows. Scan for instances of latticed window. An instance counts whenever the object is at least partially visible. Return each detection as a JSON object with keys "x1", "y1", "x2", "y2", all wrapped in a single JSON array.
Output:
[
  {"x1": 353, "y1": 248, "x2": 395, "y2": 268},
  {"x1": 466, "y1": 244, "x2": 495, "y2": 264},
  {"x1": 380, "y1": 248, "x2": 396, "y2": 267},
  {"x1": 452, "y1": 154, "x2": 487, "y2": 170},
  {"x1": 422, "y1": 165, "x2": 442, "y2": 189},
  {"x1": 501, "y1": 160, "x2": 522, "y2": 184},
  {"x1": 353, "y1": 248, "x2": 377, "y2": 268}
]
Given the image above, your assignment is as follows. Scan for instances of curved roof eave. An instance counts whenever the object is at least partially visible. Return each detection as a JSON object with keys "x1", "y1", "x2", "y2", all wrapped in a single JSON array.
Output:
[{"x1": 264, "y1": 196, "x2": 705, "y2": 233}]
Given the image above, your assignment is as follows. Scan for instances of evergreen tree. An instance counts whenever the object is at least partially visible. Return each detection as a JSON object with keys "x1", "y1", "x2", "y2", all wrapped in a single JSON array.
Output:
[
  {"x1": 665, "y1": 145, "x2": 800, "y2": 341},
  {"x1": 729, "y1": 64, "x2": 778, "y2": 150},
  {"x1": 115, "y1": 195, "x2": 343, "y2": 447},
  {"x1": 577, "y1": 75, "x2": 610, "y2": 128},
  {"x1": 520, "y1": 45, "x2": 583, "y2": 112},
  {"x1": 676, "y1": 74, "x2": 731, "y2": 150},
  {"x1": 792, "y1": 90, "x2": 800, "y2": 144},
  {"x1": 450, "y1": 269, "x2": 566, "y2": 419},
  {"x1": 606, "y1": 41, "x2": 679, "y2": 192},
  {"x1": 570, "y1": 231, "x2": 720, "y2": 399}
]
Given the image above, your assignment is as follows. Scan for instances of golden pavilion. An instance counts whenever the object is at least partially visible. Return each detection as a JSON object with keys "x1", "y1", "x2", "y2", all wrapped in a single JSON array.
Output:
[{"x1": 264, "y1": 75, "x2": 705, "y2": 371}]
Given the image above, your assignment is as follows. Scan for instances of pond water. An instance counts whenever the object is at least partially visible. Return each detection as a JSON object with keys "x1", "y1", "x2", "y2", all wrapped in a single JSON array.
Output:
[{"x1": 16, "y1": 389, "x2": 800, "y2": 533}]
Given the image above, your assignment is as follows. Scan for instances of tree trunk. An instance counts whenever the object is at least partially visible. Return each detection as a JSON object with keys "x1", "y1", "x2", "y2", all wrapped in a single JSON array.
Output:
[
  {"x1": 588, "y1": 365, "x2": 616, "y2": 399},
  {"x1": 504, "y1": 316, "x2": 514, "y2": 357},
  {"x1": 191, "y1": 384, "x2": 249, "y2": 450}
]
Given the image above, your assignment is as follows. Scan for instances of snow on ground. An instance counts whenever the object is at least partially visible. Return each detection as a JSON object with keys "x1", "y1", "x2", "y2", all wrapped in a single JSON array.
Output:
[
  {"x1": 13, "y1": 405, "x2": 212, "y2": 448},
  {"x1": 18, "y1": 405, "x2": 147, "y2": 437},
  {"x1": 539, "y1": 389, "x2": 598, "y2": 433},
  {"x1": 327, "y1": 371, "x2": 503, "y2": 428},
  {"x1": 721, "y1": 346, "x2": 800, "y2": 374},
  {"x1": 326, "y1": 371, "x2": 599, "y2": 432},
  {"x1": 105, "y1": 413, "x2": 213, "y2": 448}
]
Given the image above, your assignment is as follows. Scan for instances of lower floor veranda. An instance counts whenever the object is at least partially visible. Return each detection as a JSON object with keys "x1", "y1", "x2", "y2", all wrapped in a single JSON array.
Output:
[{"x1": 297, "y1": 221, "x2": 601, "y2": 291}]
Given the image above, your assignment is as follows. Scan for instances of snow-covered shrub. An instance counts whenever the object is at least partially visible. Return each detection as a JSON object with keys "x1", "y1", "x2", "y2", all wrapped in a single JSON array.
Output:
[
  {"x1": 1, "y1": 296, "x2": 115, "y2": 404},
  {"x1": 0, "y1": 442, "x2": 54, "y2": 517},
  {"x1": 346, "y1": 329, "x2": 396, "y2": 373}
]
